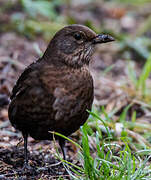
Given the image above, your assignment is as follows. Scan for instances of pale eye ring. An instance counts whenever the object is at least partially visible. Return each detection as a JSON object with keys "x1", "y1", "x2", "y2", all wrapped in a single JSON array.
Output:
[{"x1": 74, "y1": 33, "x2": 82, "y2": 40}]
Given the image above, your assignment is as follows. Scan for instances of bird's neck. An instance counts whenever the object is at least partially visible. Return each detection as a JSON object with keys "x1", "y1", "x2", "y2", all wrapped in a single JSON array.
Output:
[{"x1": 43, "y1": 49, "x2": 88, "y2": 69}]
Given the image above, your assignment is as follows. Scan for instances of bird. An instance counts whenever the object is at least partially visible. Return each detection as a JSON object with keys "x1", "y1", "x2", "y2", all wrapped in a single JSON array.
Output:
[{"x1": 8, "y1": 24, "x2": 114, "y2": 169}]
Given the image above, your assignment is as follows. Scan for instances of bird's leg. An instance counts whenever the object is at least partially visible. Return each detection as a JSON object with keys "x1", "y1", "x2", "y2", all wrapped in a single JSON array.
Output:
[
  {"x1": 59, "y1": 138, "x2": 66, "y2": 160},
  {"x1": 22, "y1": 132, "x2": 32, "y2": 170},
  {"x1": 23, "y1": 132, "x2": 28, "y2": 166}
]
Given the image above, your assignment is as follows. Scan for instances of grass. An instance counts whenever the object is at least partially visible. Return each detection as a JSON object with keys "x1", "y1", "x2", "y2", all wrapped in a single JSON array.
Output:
[
  {"x1": 54, "y1": 106, "x2": 151, "y2": 179},
  {"x1": 127, "y1": 54, "x2": 151, "y2": 102}
]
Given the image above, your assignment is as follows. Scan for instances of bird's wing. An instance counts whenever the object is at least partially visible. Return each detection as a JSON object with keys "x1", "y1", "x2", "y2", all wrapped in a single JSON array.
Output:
[
  {"x1": 8, "y1": 62, "x2": 55, "y2": 132},
  {"x1": 10, "y1": 63, "x2": 35, "y2": 100}
]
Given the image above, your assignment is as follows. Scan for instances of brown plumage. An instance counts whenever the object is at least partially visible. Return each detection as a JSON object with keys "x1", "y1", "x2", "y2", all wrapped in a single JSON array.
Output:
[{"x1": 8, "y1": 24, "x2": 114, "y2": 168}]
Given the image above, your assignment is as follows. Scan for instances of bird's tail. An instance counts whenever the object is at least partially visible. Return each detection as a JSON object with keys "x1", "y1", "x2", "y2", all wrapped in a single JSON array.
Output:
[{"x1": 0, "y1": 94, "x2": 10, "y2": 107}]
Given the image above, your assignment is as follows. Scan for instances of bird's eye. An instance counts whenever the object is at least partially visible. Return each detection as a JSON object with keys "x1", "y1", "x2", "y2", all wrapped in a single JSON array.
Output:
[{"x1": 74, "y1": 33, "x2": 82, "y2": 40}]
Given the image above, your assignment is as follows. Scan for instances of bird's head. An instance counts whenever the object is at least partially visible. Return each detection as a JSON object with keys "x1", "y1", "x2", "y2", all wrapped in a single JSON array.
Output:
[{"x1": 44, "y1": 24, "x2": 114, "y2": 68}]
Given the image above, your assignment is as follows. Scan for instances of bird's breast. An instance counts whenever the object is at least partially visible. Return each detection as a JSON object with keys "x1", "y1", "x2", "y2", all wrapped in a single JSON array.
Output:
[{"x1": 41, "y1": 67, "x2": 93, "y2": 98}]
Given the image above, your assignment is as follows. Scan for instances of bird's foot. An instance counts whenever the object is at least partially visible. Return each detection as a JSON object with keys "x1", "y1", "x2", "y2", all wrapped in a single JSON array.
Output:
[
  {"x1": 18, "y1": 162, "x2": 34, "y2": 174},
  {"x1": 22, "y1": 162, "x2": 32, "y2": 170}
]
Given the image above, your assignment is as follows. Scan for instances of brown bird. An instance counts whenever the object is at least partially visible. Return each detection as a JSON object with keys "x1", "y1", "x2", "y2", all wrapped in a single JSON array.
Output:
[{"x1": 8, "y1": 24, "x2": 114, "y2": 168}]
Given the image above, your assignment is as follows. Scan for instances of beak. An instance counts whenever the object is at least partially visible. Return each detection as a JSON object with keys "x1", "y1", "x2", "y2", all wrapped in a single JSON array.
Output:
[{"x1": 92, "y1": 34, "x2": 115, "y2": 44}]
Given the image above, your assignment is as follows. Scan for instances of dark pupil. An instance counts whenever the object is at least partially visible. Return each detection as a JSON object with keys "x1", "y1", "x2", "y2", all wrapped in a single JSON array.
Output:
[{"x1": 74, "y1": 33, "x2": 81, "y2": 40}]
